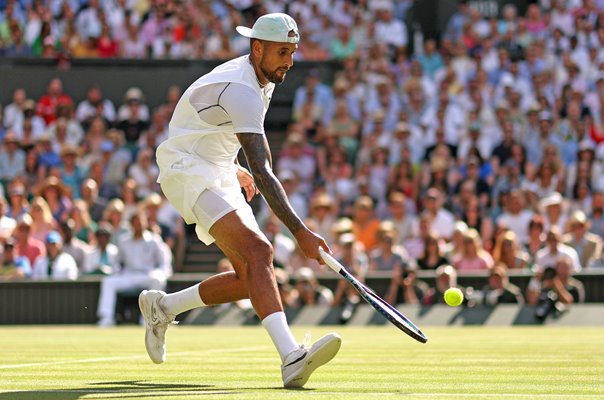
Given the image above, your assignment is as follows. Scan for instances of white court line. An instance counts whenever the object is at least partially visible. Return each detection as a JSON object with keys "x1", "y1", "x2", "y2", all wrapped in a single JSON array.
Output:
[
  {"x1": 0, "y1": 390, "x2": 601, "y2": 398},
  {"x1": 0, "y1": 345, "x2": 270, "y2": 370}
]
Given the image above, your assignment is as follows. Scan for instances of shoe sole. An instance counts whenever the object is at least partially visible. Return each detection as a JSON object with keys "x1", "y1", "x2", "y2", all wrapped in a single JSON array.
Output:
[
  {"x1": 283, "y1": 333, "x2": 342, "y2": 388},
  {"x1": 138, "y1": 290, "x2": 165, "y2": 364}
]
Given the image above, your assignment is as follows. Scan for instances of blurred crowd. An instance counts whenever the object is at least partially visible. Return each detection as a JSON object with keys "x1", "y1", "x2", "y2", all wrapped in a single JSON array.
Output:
[{"x1": 2, "y1": 0, "x2": 604, "y2": 323}]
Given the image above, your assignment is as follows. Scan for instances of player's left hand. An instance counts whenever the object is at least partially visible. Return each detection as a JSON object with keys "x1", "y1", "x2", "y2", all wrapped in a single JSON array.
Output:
[{"x1": 236, "y1": 165, "x2": 259, "y2": 202}]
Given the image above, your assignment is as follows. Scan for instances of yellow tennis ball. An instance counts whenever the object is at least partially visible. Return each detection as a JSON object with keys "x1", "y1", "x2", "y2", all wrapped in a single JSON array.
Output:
[{"x1": 444, "y1": 288, "x2": 464, "y2": 307}]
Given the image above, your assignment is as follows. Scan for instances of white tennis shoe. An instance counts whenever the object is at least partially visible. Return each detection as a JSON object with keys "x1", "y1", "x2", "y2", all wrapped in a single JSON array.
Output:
[
  {"x1": 138, "y1": 290, "x2": 176, "y2": 364},
  {"x1": 281, "y1": 332, "x2": 342, "y2": 388}
]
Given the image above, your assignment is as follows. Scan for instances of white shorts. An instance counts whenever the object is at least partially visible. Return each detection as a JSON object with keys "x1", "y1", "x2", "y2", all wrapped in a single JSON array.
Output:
[{"x1": 191, "y1": 186, "x2": 260, "y2": 245}]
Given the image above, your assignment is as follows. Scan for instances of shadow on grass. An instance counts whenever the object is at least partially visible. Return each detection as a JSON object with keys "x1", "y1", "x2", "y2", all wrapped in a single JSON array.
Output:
[{"x1": 0, "y1": 380, "x2": 243, "y2": 399}]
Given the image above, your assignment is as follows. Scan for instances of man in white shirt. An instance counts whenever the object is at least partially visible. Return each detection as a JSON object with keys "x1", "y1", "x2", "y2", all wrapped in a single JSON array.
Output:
[
  {"x1": 97, "y1": 212, "x2": 168, "y2": 326},
  {"x1": 137, "y1": 13, "x2": 340, "y2": 388},
  {"x1": 31, "y1": 231, "x2": 78, "y2": 280},
  {"x1": 497, "y1": 189, "x2": 534, "y2": 244},
  {"x1": 423, "y1": 188, "x2": 456, "y2": 240},
  {"x1": 535, "y1": 226, "x2": 582, "y2": 273}
]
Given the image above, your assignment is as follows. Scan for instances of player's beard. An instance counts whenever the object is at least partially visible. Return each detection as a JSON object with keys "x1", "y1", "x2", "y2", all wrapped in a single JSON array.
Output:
[{"x1": 260, "y1": 58, "x2": 287, "y2": 84}]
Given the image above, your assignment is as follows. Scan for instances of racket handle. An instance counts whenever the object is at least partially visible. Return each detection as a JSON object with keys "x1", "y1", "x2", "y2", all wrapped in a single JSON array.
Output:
[{"x1": 318, "y1": 247, "x2": 343, "y2": 273}]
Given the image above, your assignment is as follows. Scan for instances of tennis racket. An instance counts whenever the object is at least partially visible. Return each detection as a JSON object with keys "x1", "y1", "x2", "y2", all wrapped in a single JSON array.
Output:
[{"x1": 319, "y1": 247, "x2": 428, "y2": 344}]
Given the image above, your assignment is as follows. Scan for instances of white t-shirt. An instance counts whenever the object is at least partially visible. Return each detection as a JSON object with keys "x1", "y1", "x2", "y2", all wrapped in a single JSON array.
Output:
[{"x1": 497, "y1": 210, "x2": 534, "y2": 244}]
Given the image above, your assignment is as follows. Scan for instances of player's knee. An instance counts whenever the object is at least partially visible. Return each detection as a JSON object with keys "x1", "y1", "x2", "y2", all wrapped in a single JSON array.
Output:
[{"x1": 244, "y1": 237, "x2": 273, "y2": 265}]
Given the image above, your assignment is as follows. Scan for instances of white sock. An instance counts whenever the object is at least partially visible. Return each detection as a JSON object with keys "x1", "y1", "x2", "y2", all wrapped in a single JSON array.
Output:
[
  {"x1": 261, "y1": 311, "x2": 299, "y2": 362},
  {"x1": 159, "y1": 283, "x2": 206, "y2": 316}
]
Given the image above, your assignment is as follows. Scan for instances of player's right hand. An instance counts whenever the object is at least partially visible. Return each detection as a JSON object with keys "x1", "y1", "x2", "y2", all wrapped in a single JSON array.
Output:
[{"x1": 294, "y1": 228, "x2": 331, "y2": 264}]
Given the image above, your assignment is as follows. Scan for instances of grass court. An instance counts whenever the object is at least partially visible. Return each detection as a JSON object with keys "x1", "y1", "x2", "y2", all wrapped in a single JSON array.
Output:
[{"x1": 1, "y1": 326, "x2": 603, "y2": 399}]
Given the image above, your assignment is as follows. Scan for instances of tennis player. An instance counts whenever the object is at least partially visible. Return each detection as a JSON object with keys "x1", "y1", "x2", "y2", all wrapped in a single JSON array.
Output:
[{"x1": 138, "y1": 13, "x2": 341, "y2": 388}]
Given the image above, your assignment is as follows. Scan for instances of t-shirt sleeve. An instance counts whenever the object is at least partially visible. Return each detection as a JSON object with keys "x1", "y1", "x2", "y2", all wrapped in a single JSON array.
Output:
[
  {"x1": 189, "y1": 82, "x2": 265, "y2": 135},
  {"x1": 220, "y1": 83, "x2": 265, "y2": 134}
]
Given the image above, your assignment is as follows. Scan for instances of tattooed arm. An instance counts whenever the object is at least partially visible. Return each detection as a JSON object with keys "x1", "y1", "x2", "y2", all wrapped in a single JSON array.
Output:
[{"x1": 236, "y1": 132, "x2": 302, "y2": 234}]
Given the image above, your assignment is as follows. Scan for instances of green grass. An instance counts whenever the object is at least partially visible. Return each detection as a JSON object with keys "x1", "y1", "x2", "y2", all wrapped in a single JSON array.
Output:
[{"x1": 1, "y1": 326, "x2": 603, "y2": 399}]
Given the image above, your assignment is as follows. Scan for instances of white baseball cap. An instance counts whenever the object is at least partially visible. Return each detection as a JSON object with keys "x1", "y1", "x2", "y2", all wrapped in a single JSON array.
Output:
[{"x1": 236, "y1": 13, "x2": 300, "y2": 44}]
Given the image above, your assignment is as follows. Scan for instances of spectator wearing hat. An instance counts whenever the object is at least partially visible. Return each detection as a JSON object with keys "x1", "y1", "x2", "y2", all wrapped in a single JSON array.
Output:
[
  {"x1": 117, "y1": 87, "x2": 150, "y2": 122},
  {"x1": 59, "y1": 144, "x2": 85, "y2": 199},
  {"x1": 351, "y1": 195, "x2": 381, "y2": 251},
  {"x1": 6, "y1": 183, "x2": 29, "y2": 220},
  {"x1": 0, "y1": 132, "x2": 26, "y2": 185},
  {"x1": 0, "y1": 237, "x2": 31, "y2": 280},
  {"x1": 31, "y1": 230, "x2": 78, "y2": 280},
  {"x1": 422, "y1": 265, "x2": 461, "y2": 306},
  {"x1": 84, "y1": 223, "x2": 119, "y2": 275},
  {"x1": 36, "y1": 133, "x2": 61, "y2": 173},
  {"x1": 563, "y1": 210, "x2": 602, "y2": 269},
  {"x1": 538, "y1": 192, "x2": 569, "y2": 232},
  {"x1": 117, "y1": 91, "x2": 150, "y2": 159},
  {"x1": 36, "y1": 78, "x2": 73, "y2": 125},
  {"x1": 307, "y1": 192, "x2": 337, "y2": 246},
  {"x1": 482, "y1": 264, "x2": 525, "y2": 306},
  {"x1": 37, "y1": 176, "x2": 71, "y2": 222}
]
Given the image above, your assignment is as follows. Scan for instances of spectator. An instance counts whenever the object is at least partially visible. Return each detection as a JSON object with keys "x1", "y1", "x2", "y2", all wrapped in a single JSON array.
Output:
[
  {"x1": 36, "y1": 78, "x2": 73, "y2": 125},
  {"x1": 292, "y1": 266, "x2": 334, "y2": 308},
  {"x1": 535, "y1": 226, "x2": 582, "y2": 272},
  {"x1": 75, "y1": 84, "x2": 116, "y2": 129},
  {"x1": 452, "y1": 228, "x2": 494, "y2": 271},
  {"x1": 496, "y1": 189, "x2": 534, "y2": 243},
  {"x1": 28, "y1": 196, "x2": 57, "y2": 243},
  {"x1": 528, "y1": 257, "x2": 585, "y2": 320},
  {"x1": 422, "y1": 187, "x2": 456, "y2": 240},
  {"x1": 37, "y1": 176, "x2": 71, "y2": 222},
  {"x1": 351, "y1": 195, "x2": 381, "y2": 252},
  {"x1": 128, "y1": 147, "x2": 159, "y2": 199},
  {"x1": 14, "y1": 99, "x2": 45, "y2": 148},
  {"x1": 80, "y1": 178, "x2": 107, "y2": 223},
  {"x1": 422, "y1": 264, "x2": 460, "y2": 306},
  {"x1": 0, "y1": 132, "x2": 26, "y2": 186},
  {"x1": 84, "y1": 223, "x2": 118, "y2": 275},
  {"x1": 117, "y1": 87, "x2": 150, "y2": 122},
  {"x1": 417, "y1": 231, "x2": 449, "y2": 271},
  {"x1": 59, "y1": 144, "x2": 85, "y2": 199},
  {"x1": 3, "y1": 88, "x2": 27, "y2": 132},
  {"x1": 59, "y1": 219, "x2": 90, "y2": 272},
  {"x1": 331, "y1": 233, "x2": 367, "y2": 321},
  {"x1": 306, "y1": 192, "x2": 337, "y2": 247},
  {"x1": 276, "y1": 133, "x2": 316, "y2": 196},
  {"x1": 31, "y1": 230, "x2": 78, "y2": 280},
  {"x1": 117, "y1": 92, "x2": 150, "y2": 157},
  {"x1": 97, "y1": 211, "x2": 170, "y2": 326},
  {"x1": 384, "y1": 191, "x2": 417, "y2": 244},
  {"x1": 492, "y1": 230, "x2": 530, "y2": 270},
  {"x1": 68, "y1": 199, "x2": 97, "y2": 244},
  {"x1": 538, "y1": 191, "x2": 569, "y2": 232},
  {"x1": 0, "y1": 196, "x2": 16, "y2": 241},
  {"x1": 13, "y1": 214, "x2": 45, "y2": 267},
  {"x1": 102, "y1": 198, "x2": 130, "y2": 244},
  {"x1": 0, "y1": 237, "x2": 31, "y2": 280},
  {"x1": 563, "y1": 210, "x2": 602, "y2": 268},
  {"x1": 6, "y1": 183, "x2": 29, "y2": 219},
  {"x1": 482, "y1": 264, "x2": 525, "y2": 306}
]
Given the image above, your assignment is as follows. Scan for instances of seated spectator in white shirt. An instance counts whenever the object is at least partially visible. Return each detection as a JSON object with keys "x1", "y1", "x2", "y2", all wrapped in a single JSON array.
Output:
[
  {"x1": 84, "y1": 223, "x2": 119, "y2": 275},
  {"x1": 96, "y1": 211, "x2": 170, "y2": 326},
  {"x1": 535, "y1": 226, "x2": 582, "y2": 273},
  {"x1": 496, "y1": 189, "x2": 534, "y2": 244},
  {"x1": 31, "y1": 231, "x2": 78, "y2": 280}
]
